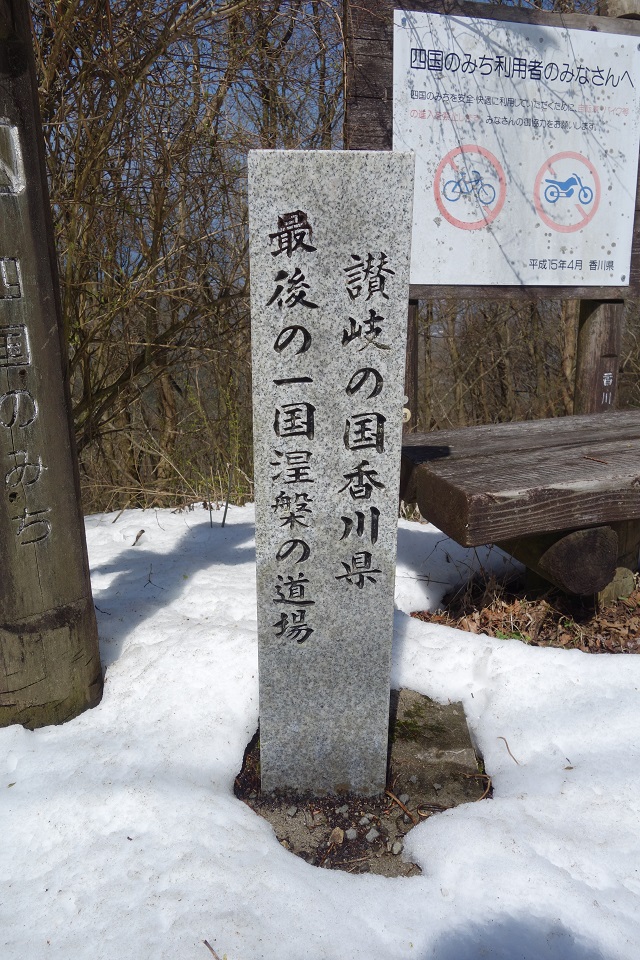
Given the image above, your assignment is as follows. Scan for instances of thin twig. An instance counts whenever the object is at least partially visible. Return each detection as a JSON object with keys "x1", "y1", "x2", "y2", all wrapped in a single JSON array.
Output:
[
  {"x1": 385, "y1": 788, "x2": 418, "y2": 825},
  {"x1": 583, "y1": 455, "x2": 608, "y2": 465},
  {"x1": 464, "y1": 773, "x2": 493, "y2": 801},
  {"x1": 497, "y1": 735, "x2": 521, "y2": 765},
  {"x1": 477, "y1": 777, "x2": 493, "y2": 801},
  {"x1": 416, "y1": 802, "x2": 448, "y2": 818},
  {"x1": 221, "y1": 462, "x2": 233, "y2": 528},
  {"x1": 203, "y1": 941, "x2": 221, "y2": 960},
  {"x1": 318, "y1": 844, "x2": 335, "y2": 867},
  {"x1": 143, "y1": 564, "x2": 165, "y2": 590},
  {"x1": 463, "y1": 771, "x2": 493, "y2": 801},
  {"x1": 344, "y1": 856, "x2": 370, "y2": 872}
]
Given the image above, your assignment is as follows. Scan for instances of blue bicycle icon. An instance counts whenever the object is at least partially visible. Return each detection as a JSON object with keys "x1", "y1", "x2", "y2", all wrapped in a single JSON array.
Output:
[
  {"x1": 544, "y1": 174, "x2": 593, "y2": 205},
  {"x1": 442, "y1": 169, "x2": 496, "y2": 206}
]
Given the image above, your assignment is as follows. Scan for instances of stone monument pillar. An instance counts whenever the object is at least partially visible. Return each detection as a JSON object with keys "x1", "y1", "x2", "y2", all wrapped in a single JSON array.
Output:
[
  {"x1": 0, "y1": 0, "x2": 102, "y2": 727},
  {"x1": 249, "y1": 150, "x2": 414, "y2": 795}
]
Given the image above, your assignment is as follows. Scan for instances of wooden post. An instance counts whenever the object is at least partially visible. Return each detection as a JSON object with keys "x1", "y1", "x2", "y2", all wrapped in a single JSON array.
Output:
[
  {"x1": 597, "y1": 518, "x2": 640, "y2": 604},
  {"x1": 572, "y1": 0, "x2": 640, "y2": 601},
  {"x1": 573, "y1": 300, "x2": 624, "y2": 414},
  {"x1": 0, "y1": 0, "x2": 102, "y2": 727},
  {"x1": 573, "y1": 0, "x2": 640, "y2": 415},
  {"x1": 602, "y1": 0, "x2": 640, "y2": 18}
]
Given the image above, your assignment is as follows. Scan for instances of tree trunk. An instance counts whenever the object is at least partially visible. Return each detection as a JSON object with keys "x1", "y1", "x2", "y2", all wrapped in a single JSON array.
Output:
[
  {"x1": 560, "y1": 299, "x2": 579, "y2": 415},
  {"x1": 404, "y1": 300, "x2": 418, "y2": 433}
]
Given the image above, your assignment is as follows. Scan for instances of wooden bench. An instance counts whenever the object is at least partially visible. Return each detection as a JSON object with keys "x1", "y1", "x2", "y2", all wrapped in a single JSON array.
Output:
[{"x1": 400, "y1": 410, "x2": 640, "y2": 598}]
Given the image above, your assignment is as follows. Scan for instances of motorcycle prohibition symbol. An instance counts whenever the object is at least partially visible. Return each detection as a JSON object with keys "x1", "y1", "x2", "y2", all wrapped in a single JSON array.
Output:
[
  {"x1": 442, "y1": 169, "x2": 496, "y2": 206},
  {"x1": 544, "y1": 173, "x2": 593, "y2": 205}
]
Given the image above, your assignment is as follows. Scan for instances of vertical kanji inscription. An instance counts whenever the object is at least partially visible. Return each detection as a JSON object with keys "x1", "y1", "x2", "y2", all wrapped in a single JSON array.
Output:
[{"x1": 249, "y1": 150, "x2": 414, "y2": 795}]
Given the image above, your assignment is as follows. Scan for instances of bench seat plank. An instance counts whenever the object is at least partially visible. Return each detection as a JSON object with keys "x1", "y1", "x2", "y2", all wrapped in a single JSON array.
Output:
[{"x1": 401, "y1": 412, "x2": 640, "y2": 545}]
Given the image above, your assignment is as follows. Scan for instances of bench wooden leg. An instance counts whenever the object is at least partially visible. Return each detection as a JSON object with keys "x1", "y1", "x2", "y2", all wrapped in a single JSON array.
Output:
[
  {"x1": 597, "y1": 519, "x2": 640, "y2": 606},
  {"x1": 499, "y1": 521, "x2": 640, "y2": 602},
  {"x1": 497, "y1": 527, "x2": 618, "y2": 596}
]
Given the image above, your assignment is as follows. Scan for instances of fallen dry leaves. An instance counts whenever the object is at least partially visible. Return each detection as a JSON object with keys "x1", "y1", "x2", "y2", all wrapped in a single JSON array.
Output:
[{"x1": 412, "y1": 574, "x2": 640, "y2": 654}]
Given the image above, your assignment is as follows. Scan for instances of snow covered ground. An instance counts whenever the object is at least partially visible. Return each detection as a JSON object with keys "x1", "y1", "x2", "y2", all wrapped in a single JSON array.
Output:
[{"x1": 2, "y1": 504, "x2": 640, "y2": 960}]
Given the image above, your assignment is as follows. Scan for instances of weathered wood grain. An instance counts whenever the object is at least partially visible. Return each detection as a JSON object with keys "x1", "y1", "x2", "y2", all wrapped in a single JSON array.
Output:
[
  {"x1": 414, "y1": 469, "x2": 640, "y2": 544},
  {"x1": 497, "y1": 527, "x2": 619, "y2": 595},
  {"x1": 400, "y1": 411, "x2": 640, "y2": 544},
  {"x1": 0, "y1": 0, "x2": 102, "y2": 728},
  {"x1": 574, "y1": 300, "x2": 624, "y2": 414},
  {"x1": 346, "y1": 0, "x2": 640, "y2": 42},
  {"x1": 596, "y1": 517, "x2": 640, "y2": 602},
  {"x1": 402, "y1": 409, "x2": 640, "y2": 459}
]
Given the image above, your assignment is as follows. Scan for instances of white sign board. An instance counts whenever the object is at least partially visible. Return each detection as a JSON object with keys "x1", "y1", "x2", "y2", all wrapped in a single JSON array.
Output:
[{"x1": 393, "y1": 10, "x2": 640, "y2": 286}]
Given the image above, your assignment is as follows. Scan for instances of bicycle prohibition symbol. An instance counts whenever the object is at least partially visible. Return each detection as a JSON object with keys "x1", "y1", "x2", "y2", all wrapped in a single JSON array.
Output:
[
  {"x1": 434, "y1": 145, "x2": 506, "y2": 231},
  {"x1": 442, "y1": 169, "x2": 496, "y2": 206}
]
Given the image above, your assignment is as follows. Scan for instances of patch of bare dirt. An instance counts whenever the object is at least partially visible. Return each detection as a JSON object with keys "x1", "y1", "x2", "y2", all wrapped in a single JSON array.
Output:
[
  {"x1": 412, "y1": 573, "x2": 640, "y2": 654},
  {"x1": 234, "y1": 690, "x2": 489, "y2": 877}
]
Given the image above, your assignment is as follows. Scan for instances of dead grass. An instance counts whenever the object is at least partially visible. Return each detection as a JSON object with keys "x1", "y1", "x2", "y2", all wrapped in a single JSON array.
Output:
[{"x1": 412, "y1": 573, "x2": 640, "y2": 654}]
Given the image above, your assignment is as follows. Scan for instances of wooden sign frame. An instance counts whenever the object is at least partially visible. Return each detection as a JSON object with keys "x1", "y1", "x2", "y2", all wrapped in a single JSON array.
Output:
[{"x1": 344, "y1": 0, "x2": 640, "y2": 300}]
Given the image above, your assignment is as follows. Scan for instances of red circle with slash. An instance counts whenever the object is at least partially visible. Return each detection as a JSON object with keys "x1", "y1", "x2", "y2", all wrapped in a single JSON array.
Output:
[
  {"x1": 534, "y1": 152, "x2": 600, "y2": 234},
  {"x1": 434, "y1": 145, "x2": 506, "y2": 231}
]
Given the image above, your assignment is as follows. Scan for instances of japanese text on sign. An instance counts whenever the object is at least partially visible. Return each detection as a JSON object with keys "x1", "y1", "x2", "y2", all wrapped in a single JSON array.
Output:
[
  {"x1": 0, "y1": 124, "x2": 53, "y2": 546},
  {"x1": 393, "y1": 10, "x2": 640, "y2": 287}
]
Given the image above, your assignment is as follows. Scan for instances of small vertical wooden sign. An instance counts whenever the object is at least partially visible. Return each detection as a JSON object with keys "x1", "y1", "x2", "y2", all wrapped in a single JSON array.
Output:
[{"x1": 0, "y1": 0, "x2": 102, "y2": 727}]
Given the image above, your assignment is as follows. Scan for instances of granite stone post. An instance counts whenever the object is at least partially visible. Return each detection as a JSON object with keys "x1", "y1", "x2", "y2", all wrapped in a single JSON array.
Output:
[
  {"x1": 248, "y1": 150, "x2": 414, "y2": 795},
  {"x1": 0, "y1": 0, "x2": 102, "y2": 727}
]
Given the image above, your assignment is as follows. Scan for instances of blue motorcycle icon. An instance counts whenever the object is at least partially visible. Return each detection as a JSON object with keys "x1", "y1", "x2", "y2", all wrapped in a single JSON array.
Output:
[{"x1": 544, "y1": 173, "x2": 593, "y2": 205}]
